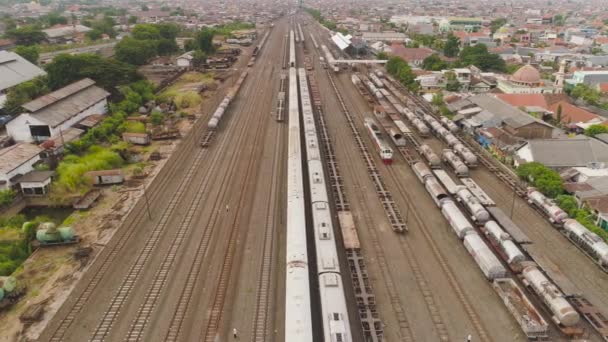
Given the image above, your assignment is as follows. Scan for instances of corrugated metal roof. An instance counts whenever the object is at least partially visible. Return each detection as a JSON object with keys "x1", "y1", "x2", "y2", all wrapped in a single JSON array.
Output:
[
  {"x1": 18, "y1": 170, "x2": 54, "y2": 183},
  {"x1": 527, "y1": 138, "x2": 608, "y2": 167},
  {"x1": 0, "y1": 51, "x2": 46, "y2": 92},
  {"x1": 23, "y1": 78, "x2": 96, "y2": 112},
  {"x1": 22, "y1": 79, "x2": 109, "y2": 128},
  {"x1": 0, "y1": 143, "x2": 42, "y2": 175},
  {"x1": 42, "y1": 24, "x2": 92, "y2": 38}
]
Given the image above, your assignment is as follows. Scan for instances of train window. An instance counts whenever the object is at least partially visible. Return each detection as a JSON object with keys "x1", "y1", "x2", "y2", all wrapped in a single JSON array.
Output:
[
  {"x1": 315, "y1": 202, "x2": 327, "y2": 210},
  {"x1": 335, "y1": 333, "x2": 344, "y2": 342},
  {"x1": 332, "y1": 313, "x2": 341, "y2": 320}
]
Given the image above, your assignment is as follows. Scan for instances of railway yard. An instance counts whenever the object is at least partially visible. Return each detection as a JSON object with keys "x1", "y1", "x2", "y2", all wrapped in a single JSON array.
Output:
[{"x1": 30, "y1": 11, "x2": 608, "y2": 342}]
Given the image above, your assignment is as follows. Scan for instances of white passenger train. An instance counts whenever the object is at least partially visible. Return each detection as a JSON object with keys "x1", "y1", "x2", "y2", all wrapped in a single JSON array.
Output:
[
  {"x1": 285, "y1": 66, "x2": 312, "y2": 342},
  {"x1": 364, "y1": 118, "x2": 393, "y2": 164},
  {"x1": 298, "y1": 68, "x2": 352, "y2": 342}
]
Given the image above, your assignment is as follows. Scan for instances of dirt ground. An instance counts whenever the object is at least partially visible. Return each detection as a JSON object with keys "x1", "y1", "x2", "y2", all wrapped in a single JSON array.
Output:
[{"x1": 0, "y1": 71, "x2": 224, "y2": 342}]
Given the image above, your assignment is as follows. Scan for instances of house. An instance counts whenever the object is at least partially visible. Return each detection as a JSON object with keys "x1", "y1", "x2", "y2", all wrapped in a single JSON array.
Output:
[
  {"x1": 176, "y1": 51, "x2": 195, "y2": 67},
  {"x1": 566, "y1": 71, "x2": 608, "y2": 89},
  {"x1": 361, "y1": 32, "x2": 407, "y2": 43},
  {"x1": 0, "y1": 143, "x2": 43, "y2": 190},
  {"x1": 6, "y1": 78, "x2": 110, "y2": 143},
  {"x1": 0, "y1": 51, "x2": 47, "y2": 109},
  {"x1": 390, "y1": 44, "x2": 434, "y2": 66},
  {"x1": 549, "y1": 101, "x2": 599, "y2": 126},
  {"x1": 515, "y1": 137, "x2": 608, "y2": 168},
  {"x1": 42, "y1": 24, "x2": 92, "y2": 44},
  {"x1": 18, "y1": 170, "x2": 54, "y2": 196}
]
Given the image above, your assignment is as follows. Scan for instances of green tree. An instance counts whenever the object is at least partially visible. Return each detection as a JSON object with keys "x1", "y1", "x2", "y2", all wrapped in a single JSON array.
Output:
[
  {"x1": 490, "y1": 18, "x2": 507, "y2": 34},
  {"x1": 585, "y1": 124, "x2": 608, "y2": 137},
  {"x1": 42, "y1": 12, "x2": 67, "y2": 26},
  {"x1": 556, "y1": 104, "x2": 563, "y2": 124},
  {"x1": 131, "y1": 24, "x2": 162, "y2": 40},
  {"x1": 422, "y1": 53, "x2": 449, "y2": 71},
  {"x1": 14, "y1": 45, "x2": 40, "y2": 64},
  {"x1": 0, "y1": 189, "x2": 16, "y2": 206},
  {"x1": 114, "y1": 37, "x2": 158, "y2": 65},
  {"x1": 517, "y1": 162, "x2": 564, "y2": 197},
  {"x1": 443, "y1": 33, "x2": 460, "y2": 58},
  {"x1": 150, "y1": 111, "x2": 164, "y2": 125},
  {"x1": 128, "y1": 16, "x2": 138, "y2": 24},
  {"x1": 554, "y1": 14, "x2": 565, "y2": 26},
  {"x1": 85, "y1": 29, "x2": 103, "y2": 41},
  {"x1": 458, "y1": 44, "x2": 506, "y2": 72},
  {"x1": 6, "y1": 25, "x2": 47, "y2": 45},
  {"x1": 191, "y1": 50, "x2": 207, "y2": 67},
  {"x1": 431, "y1": 92, "x2": 444, "y2": 106},
  {"x1": 195, "y1": 28, "x2": 215, "y2": 54},
  {"x1": 376, "y1": 51, "x2": 388, "y2": 60},
  {"x1": 157, "y1": 23, "x2": 180, "y2": 40},
  {"x1": 141, "y1": 4, "x2": 149, "y2": 11},
  {"x1": 45, "y1": 53, "x2": 141, "y2": 90},
  {"x1": 157, "y1": 38, "x2": 178, "y2": 55},
  {"x1": 556, "y1": 194, "x2": 579, "y2": 217},
  {"x1": 2, "y1": 76, "x2": 49, "y2": 115}
]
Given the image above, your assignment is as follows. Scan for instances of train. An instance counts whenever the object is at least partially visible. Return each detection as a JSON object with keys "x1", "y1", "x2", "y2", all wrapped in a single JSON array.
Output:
[
  {"x1": 440, "y1": 117, "x2": 459, "y2": 133},
  {"x1": 208, "y1": 71, "x2": 248, "y2": 129},
  {"x1": 289, "y1": 30, "x2": 296, "y2": 68},
  {"x1": 410, "y1": 160, "x2": 581, "y2": 328},
  {"x1": 454, "y1": 186, "x2": 490, "y2": 223},
  {"x1": 400, "y1": 107, "x2": 430, "y2": 137},
  {"x1": 563, "y1": 219, "x2": 608, "y2": 269},
  {"x1": 526, "y1": 188, "x2": 568, "y2": 224},
  {"x1": 453, "y1": 143, "x2": 478, "y2": 167},
  {"x1": 284, "y1": 64, "x2": 312, "y2": 341},
  {"x1": 442, "y1": 149, "x2": 469, "y2": 177},
  {"x1": 368, "y1": 73, "x2": 384, "y2": 89},
  {"x1": 298, "y1": 68, "x2": 352, "y2": 342},
  {"x1": 364, "y1": 118, "x2": 393, "y2": 164},
  {"x1": 419, "y1": 144, "x2": 441, "y2": 168}
]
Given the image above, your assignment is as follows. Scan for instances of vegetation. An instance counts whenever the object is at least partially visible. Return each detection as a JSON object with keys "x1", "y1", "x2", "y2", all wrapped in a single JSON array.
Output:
[
  {"x1": 456, "y1": 44, "x2": 506, "y2": 72},
  {"x1": 490, "y1": 18, "x2": 507, "y2": 34},
  {"x1": 556, "y1": 195, "x2": 608, "y2": 241},
  {"x1": 304, "y1": 7, "x2": 340, "y2": 32},
  {"x1": 174, "y1": 91, "x2": 202, "y2": 109},
  {"x1": 568, "y1": 83, "x2": 608, "y2": 110},
  {"x1": 584, "y1": 124, "x2": 608, "y2": 137},
  {"x1": 443, "y1": 33, "x2": 460, "y2": 58},
  {"x1": 54, "y1": 146, "x2": 125, "y2": 193},
  {"x1": 0, "y1": 215, "x2": 50, "y2": 276},
  {"x1": 386, "y1": 56, "x2": 419, "y2": 91},
  {"x1": 45, "y1": 53, "x2": 141, "y2": 90},
  {"x1": 422, "y1": 54, "x2": 449, "y2": 71},
  {"x1": 14, "y1": 45, "x2": 40, "y2": 64},
  {"x1": 0, "y1": 189, "x2": 16, "y2": 207},
  {"x1": 114, "y1": 23, "x2": 180, "y2": 65},
  {"x1": 2, "y1": 76, "x2": 49, "y2": 115},
  {"x1": 517, "y1": 162, "x2": 564, "y2": 197},
  {"x1": 192, "y1": 28, "x2": 216, "y2": 54},
  {"x1": 376, "y1": 51, "x2": 388, "y2": 60},
  {"x1": 83, "y1": 15, "x2": 117, "y2": 40},
  {"x1": 444, "y1": 71, "x2": 461, "y2": 91},
  {"x1": 6, "y1": 25, "x2": 46, "y2": 45}
]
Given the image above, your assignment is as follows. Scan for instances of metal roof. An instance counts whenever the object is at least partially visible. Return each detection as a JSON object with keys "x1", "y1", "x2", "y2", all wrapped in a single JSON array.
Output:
[
  {"x1": 469, "y1": 94, "x2": 551, "y2": 129},
  {"x1": 0, "y1": 143, "x2": 42, "y2": 175},
  {"x1": 524, "y1": 138, "x2": 608, "y2": 168},
  {"x1": 22, "y1": 79, "x2": 109, "y2": 128},
  {"x1": 18, "y1": 170, "x2": 55, "y2": 183},
  {"x1": 0, "y1": 51, "x2": 46, "y2": 92},
  {"x1": 42, "y1": 24, "x2": 92, "y2": 38},
  {"x1": 331, "y1": 32, "x2": 351, "y2": 50}
]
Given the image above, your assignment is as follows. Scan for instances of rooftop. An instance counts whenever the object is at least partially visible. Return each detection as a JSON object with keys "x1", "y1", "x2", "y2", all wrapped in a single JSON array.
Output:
[
  {"x1": 42, "y1": 24, "x2": 92, "y2": 39},
  {"x1": 18, "y1": 170, "x2": 54, "y2": 183},
  {"x1": 0, "y1": 143, "x2": 43, "y2": 175},
  {"x1": 22, "y1": 78, "x2": 110, "y2": 128},
  {"x1": 522, "y1": 137, "x2": 608, "y2": 167},
  {"x1": 0, "y1": 51, "x2": 47, "y2": 92}
]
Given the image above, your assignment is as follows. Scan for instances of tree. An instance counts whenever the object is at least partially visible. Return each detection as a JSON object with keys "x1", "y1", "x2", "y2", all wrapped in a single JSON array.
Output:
[
  {"x1": 556, "y1": 195, "x2": 579, "y2": 217},
  {"x1": 157, "y1": 23, "x2": 180, "y2": 40},
  {"x1": 6, "y1": 26, "x2": 46, "y2": 45},
  {"x1": 585, "y1": 124, "x2": 608, "y2": 137},
  {"x1": 86, "y1": 29, "x2": 103, "y2": 41},
  {"x1": 131, "y1": 24, "x2": 162, "y2": 40},
  {"x1": 443, "y1": 33, "x2": 460, "y2": 58},
  {"x1": 554, "y1": 14, "x2": 565, "y2": 26},
  {"x1": 42, "y1": 12, "x2": 67, "y2": 26},
  {"x1": 490, "y1": 18, "x2": 507, "y2": 34},
  {"x1": 422, "y1": 53, "x2": 449, "y2": 71},
  {"x1": 458, "y1": 44, "x2": 506, "y2": 72},
  {"x1": 195, "y1": 28, "x2": 215, "y2": 54},
  {"x1": 2, "y1": 76, "x2": 49, "y2": 115},
  {"x1": 157, "y1": 38, "x2": 178, "y2": 55},
  {"x1": 517, "y1": 162, "x2": 564, "y2": 197},
  {"x1": 191, "y1": 50, "x2": 207, "y2": 67},
  {"x1": 141, "y1": 4, "x2": 149, "y2": 11},
  {"x1": 386, "y1": 57, "x2": 418, "y2": 91},
  {"x1": 45, "y1": 53, "x2": 141, "y2": 90},
  {"x1": 431, "y1": 92, "x2": 444, "y2": 106},
  {"x1": 376, "y1": 51, "x2": 388, "y2": 60},
  {"x1": 556, "y1": 104, "x2": 563, "y2": 124},
  {"x1": 128, "y1": 16, "x2": 138, "y2": 24},
  {"x1": 114, "y1": 37, "x2": 158, "y2": 65},
  {"x1": 14, "y1": 45, "x2": 40, "y2": 64}
]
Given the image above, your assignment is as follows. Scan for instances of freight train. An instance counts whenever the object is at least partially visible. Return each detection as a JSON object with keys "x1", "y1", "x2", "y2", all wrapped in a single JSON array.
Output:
[
  {"x1": 364, "y1": 117, "x2": 393, "y2": 164},
  {"x1": 298, "y1": 68, "x2": 352, "y2": 342}
]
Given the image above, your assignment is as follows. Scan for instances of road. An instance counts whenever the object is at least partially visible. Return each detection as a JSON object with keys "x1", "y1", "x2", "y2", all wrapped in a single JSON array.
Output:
[{"x1": 38, "y1": 19, "x2": 288, "y2": 342}]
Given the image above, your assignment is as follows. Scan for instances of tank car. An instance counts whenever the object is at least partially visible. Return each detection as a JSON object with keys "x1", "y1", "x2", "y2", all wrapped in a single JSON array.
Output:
[
  {"x1": 440, "y1": 117, "x2": 459, "y2": 132},
  {"x1": 453, "y1": 143, "x2": 478, "y2": 166},
  {"x1": 442, "y1": 149, "x2": 469, "y2": 177},
  {"x1": 526, "y1": 188, "x2": 568, "y2": 224},
  {"x1": 563, "y1": 219, "x2": 608, "y2": 268},
  {"x1": 441, "y1": 199, "x2": 475, "y2": 238},
  {"x1": 419, "y1": 144, "x2": 441, "y2": 168},
  {"x1": 521, "y1": 266, "x2": 580, "y2": 327},
  {"x1": 455, "y1": 186, "x2": 490, "y2": 223},
  {"x1": 369, "y1": 73, "x2": 384, "y2": 88}
]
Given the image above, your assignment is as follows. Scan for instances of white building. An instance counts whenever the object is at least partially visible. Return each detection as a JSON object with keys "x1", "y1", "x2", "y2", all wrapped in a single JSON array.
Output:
[
  {"x1": 19, "y1": 170, "x2": 54, "y2": 196},
  {"x1": 0, "y1": 143, "x2": 43, "y2": 190},
  {"x1": 0, "y1": 51, "x2": 46, "y2": 109},
  {"x1": 176, "y1": 51, "x2": 194, "y2": 67},
  {"x1": 6, "y1": 78, "x2": 109, "y2": 143}
]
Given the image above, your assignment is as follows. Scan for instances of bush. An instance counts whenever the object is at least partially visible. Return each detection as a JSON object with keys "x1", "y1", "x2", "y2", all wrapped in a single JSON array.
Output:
[
  {"x1": 517, "y1": 162, "x2": 563, "y2": 197},
  {"x1": 0, "y1": 189, "x2": 16, "y2": 207},
  {"x1": 150, "y1": 111, "x2": 164, "y2": 126},
  {"x1": 174, "y1": 91, "x2": 201, "y2": 109},
  {"x1": 54, "y1": 146, "x2": 125, "y2": 193},
  {"x1": 121, "y1": 121, "x2": 147, "y2": 134}
]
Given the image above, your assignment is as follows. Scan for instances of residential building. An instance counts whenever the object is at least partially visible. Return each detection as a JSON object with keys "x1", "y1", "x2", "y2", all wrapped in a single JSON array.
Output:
[
  {"x1": 566, "y1": 71, "x2": 608, "y2": 89},
  {"x1": 0, "y1": 143, "x2": 43, "y2": 189},
  {"x1": 42, "y1": 24, "x2": 92, "y2": 44},
  {"x1": 514, "y1": 137, "x2": 608, "y2": 168},
  {"x1": 18, "y1": 170, "x2": 54, "y2": 196},
  {"x1": 6, "y1": 78, "x2": 109, "y2": 143},
  {"x1": 0, "y1": 51, "x2": 47, "y2": 110},
  {"x1": 176, "y1": 51, "x2": 195, "y2": 67},
  {"x1": 389, "y1": 44, "x2": 434, "y2": 66}
]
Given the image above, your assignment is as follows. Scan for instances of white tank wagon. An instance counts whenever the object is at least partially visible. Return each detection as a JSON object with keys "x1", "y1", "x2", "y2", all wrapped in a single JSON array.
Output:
[
  {"x1": 453, "y1": 143, "x2": 478, "y2": 166},
  {"x1": 285, "y1": 67, "x2": 312, "y2": 342},
  {"x1": 442, "y1": 149, "x2": 469, "y2": 177},
  {"x1": 492, "y1": 278, "x2": 549, "y2": 339},
  {"x1": 442, "y1": 131, "x2": 460, "y2": 148},
  {"x1": 484, "y1": 221, "x2": 526, "y2": 265},
  {"x1": 440, "y1": 116, "x2": 459, "y2": 133},
  {"x1": 351, "y1": 74, "x2": 361, "y2": 86},
  {"x1": 441, "y1": 199, "x2": 475, "y2": 238},
  {"x1": 388, "y1": 128, "x2": 407, "y2": 146},
  {"x1": 422, "y1": 114, "x2": 439, "y2": 126},
  {"x1": 433, "y1": 169, "x2": 460, "y2": 195},
  {"x1": 411, "y1": 161, "x2": 450, "y2": 207},
  {"x1": 364, "y1": 118, "x2": 393, "y2": 164},
  {"x1": 430, "y1": 121, "x2": 444, "y2": 135},
  {"x1": 419, "y1": 144, "x2": 441, "y2": 168},
  {"x1": 521, "y1": 265, "x2": 580, "y2": 327},
  {"x1": 364, "y1": 80, "x2": 383, "y2": 100},
  {"x1": 562, "y1": 219, "x2": 608, "y2": 269},
  {"x1": 289, "y1": 30, "x2": 296, "y2": 67},
  {"x1": 369, "y1": 73, "x2": 384, "y2": 88},
  {"x1": 526, "y1": 188, "x2": 568, "y2": 224},
  {"x1": 298, "y1": 69, "x2": 352, "y2": 342},
  {"x1": 207, "y1": 72, "x2": 248, "y2": 129},
  {"x1": 401, "y1": 108, "x2": 430, "y2": 136},
  {"x1": 455, "y1": 186, "x2": 490, "y2": 223},
  {"x1": 374, "y1": 70, "x2": 384, "y2": 78},
  {"x1": 464, "y1": 232, "x2": 508, "y2": 280}
]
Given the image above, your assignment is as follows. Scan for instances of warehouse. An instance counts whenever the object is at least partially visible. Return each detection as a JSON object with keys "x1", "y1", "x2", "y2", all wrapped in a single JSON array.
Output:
[{"x1": 514, "y1": 137, "x2": 608, "y2": 168}]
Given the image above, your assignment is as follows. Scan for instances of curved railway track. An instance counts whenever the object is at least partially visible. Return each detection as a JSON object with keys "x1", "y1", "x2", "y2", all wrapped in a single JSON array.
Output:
[{"x1": 46, "y1": 89, "x2": 226, "y2": 342}]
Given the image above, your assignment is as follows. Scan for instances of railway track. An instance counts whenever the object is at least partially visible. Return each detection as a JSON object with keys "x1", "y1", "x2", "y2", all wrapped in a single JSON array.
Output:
[
  {"x1": 46, "y1": 89, "x2": 226, "y2": 342},
  {"x1": 121, "y1": 79, "x2": 259, "y2": 341},
  {"x1": 250, "y1": 118, "x2": 283, "y2": 342}
]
